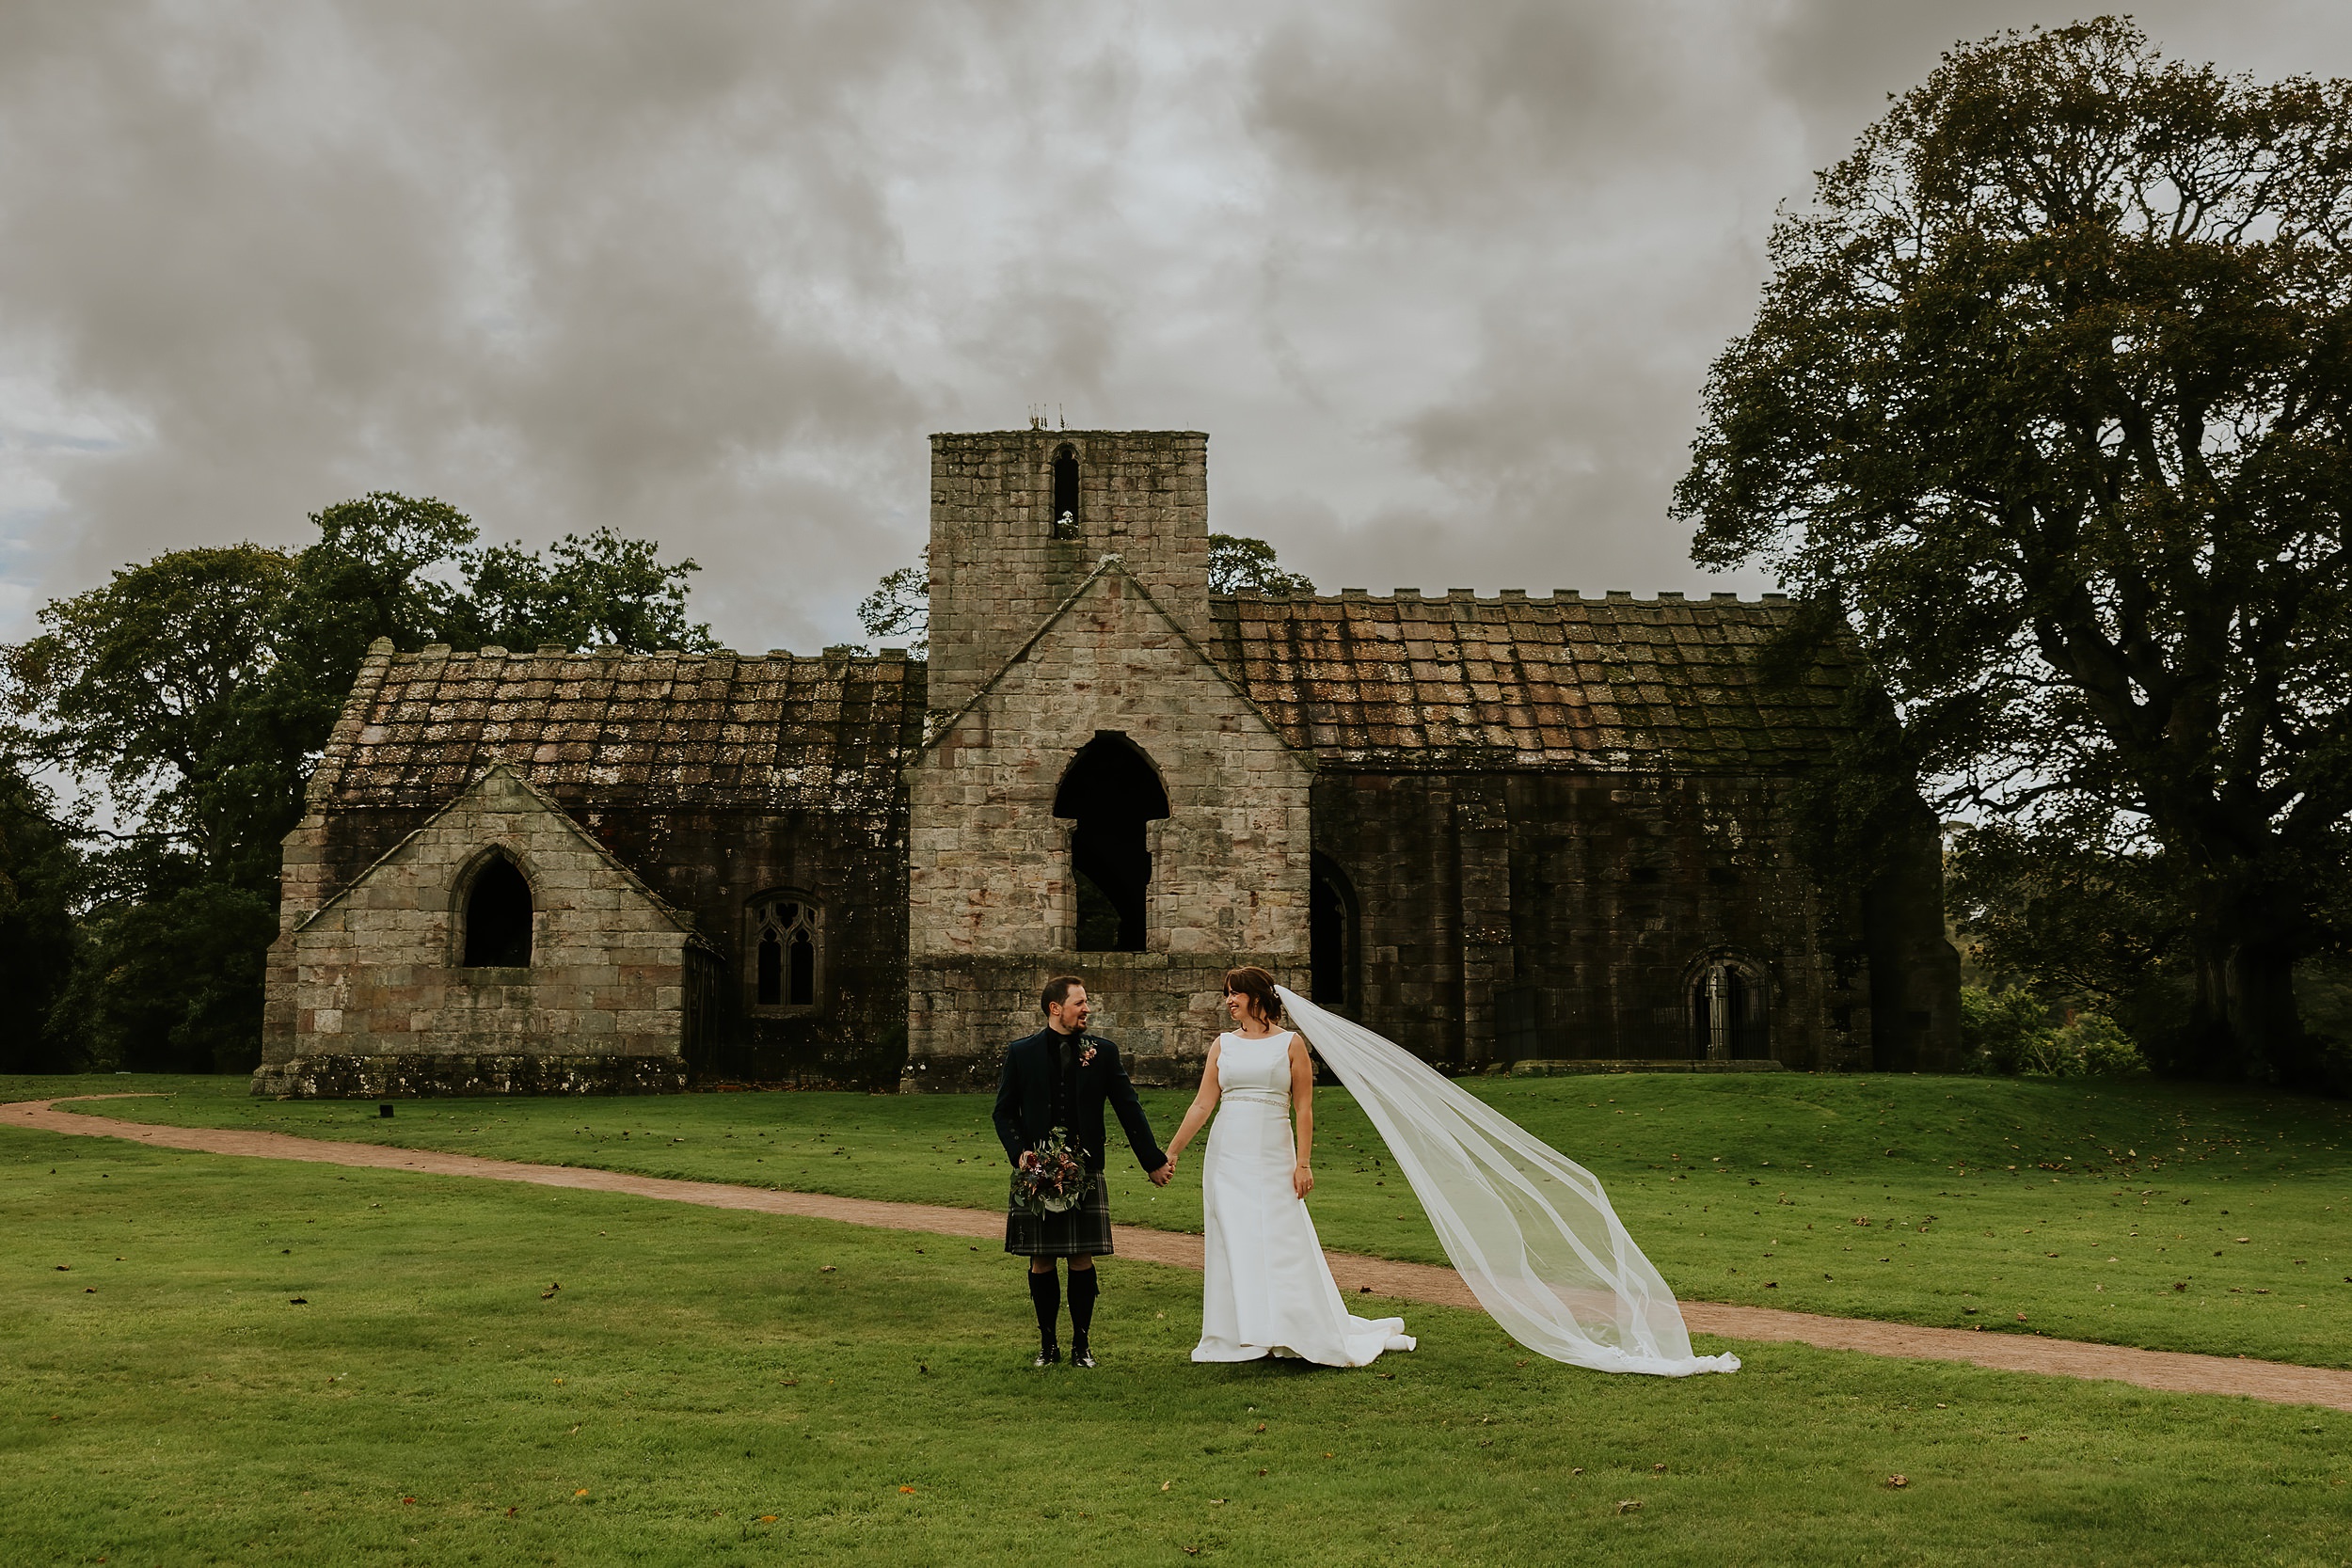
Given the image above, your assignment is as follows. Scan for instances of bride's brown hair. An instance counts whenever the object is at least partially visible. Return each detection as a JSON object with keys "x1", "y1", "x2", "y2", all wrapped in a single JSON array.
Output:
[{"x1": 1221, "y1": 966, "x2": 1284, "y2": 1028}]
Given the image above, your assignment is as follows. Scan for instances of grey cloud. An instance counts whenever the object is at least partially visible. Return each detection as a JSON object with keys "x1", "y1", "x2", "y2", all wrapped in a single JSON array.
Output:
[{"x1": 6, "y1": 2, "x2": 2352, "y2": 650}]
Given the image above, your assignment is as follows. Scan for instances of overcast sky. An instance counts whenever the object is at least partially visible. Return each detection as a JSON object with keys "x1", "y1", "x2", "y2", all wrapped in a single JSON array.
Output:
[{"x1": 5, "y1": 2, "x2": 2350, "y2": 653}]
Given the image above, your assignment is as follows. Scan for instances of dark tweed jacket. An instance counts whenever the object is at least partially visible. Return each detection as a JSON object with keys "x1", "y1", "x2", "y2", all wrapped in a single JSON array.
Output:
[{"x1": 992, "y1": 1027, "x2": 1167, "y2": 1175}]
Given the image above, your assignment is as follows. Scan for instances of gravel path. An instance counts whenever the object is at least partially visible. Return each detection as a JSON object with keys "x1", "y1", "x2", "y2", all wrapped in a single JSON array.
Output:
[{"x1": 13, "y1": 1094, "x2": 2350, "y2": 1412}]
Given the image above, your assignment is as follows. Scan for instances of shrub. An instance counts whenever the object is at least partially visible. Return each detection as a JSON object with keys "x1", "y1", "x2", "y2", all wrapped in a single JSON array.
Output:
[
  {"x1": 1960, "y1": 985, "x2": 2052, "y2": 1075},
  {"x1": 2046, "y1": 1012, "x2": 2150, "y2": 1076},
  {"x1": 1961, "y1": 987, "x2": 2150, "y2": 1077}
]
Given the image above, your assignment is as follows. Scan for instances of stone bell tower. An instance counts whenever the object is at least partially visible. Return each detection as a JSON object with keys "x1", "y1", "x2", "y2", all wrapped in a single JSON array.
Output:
[
  {"x1": 905, "y1": 429, "x2": 1312, "y2": 1088},
  {"x1": 923, "y1": 430, "x2": 1213, "y2": 719}
]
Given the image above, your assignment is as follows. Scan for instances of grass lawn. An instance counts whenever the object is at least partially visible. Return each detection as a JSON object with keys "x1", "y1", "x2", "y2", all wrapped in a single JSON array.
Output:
[
  {"x1": 32, "y1": 1070, "x2": 2352, "y2": 1370},
  {"x1": 5, "y1": 1111, "x2": 2350, "y2": 1566}
]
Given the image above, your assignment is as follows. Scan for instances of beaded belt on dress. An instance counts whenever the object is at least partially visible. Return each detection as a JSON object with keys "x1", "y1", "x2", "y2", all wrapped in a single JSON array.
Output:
[{"x1": 1222, "y1": 1088, "x2": 1289, "y2": 1109}]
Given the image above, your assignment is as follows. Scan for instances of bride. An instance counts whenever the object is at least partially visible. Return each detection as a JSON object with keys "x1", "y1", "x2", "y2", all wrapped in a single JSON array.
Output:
[
  {"x1": 1164, "y1": 966, "x2": 1414, "y2": 1366},
  {"x1": 1165, "y1": 966, "x2": 1739, "y2": 1378}
]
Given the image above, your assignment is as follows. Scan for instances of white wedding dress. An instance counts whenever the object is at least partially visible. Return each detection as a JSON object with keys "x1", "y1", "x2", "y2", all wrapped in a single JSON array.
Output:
[{"x1": 1193, "y1": 1029, "x2": 1416, "y2": 1367}]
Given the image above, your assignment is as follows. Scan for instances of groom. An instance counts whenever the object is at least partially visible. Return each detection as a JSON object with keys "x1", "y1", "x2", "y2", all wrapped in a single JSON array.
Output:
[{"x1": 993, "y1": 975, "x2": 1173, "y2": 1368}]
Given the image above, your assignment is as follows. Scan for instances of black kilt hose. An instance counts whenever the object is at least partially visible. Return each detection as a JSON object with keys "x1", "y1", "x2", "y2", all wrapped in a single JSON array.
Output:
[{"x1": 993, "y1": 1027, "x2": 1167, "y2": 1260}]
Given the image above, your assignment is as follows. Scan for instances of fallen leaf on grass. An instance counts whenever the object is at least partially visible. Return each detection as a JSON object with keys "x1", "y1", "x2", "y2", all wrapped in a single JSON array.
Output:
[
  {"x1": 505, "y1": 1507, "x2": 516, "y2": 1517},
  {"x1": 574, "y1": 1489, "x2": 589, "y2": 1497},
  {"x1": 757, "y1": 1514, "x2": 778, "y2": 1523},
  {"x1": 1161, "y1": 1481, "x2": 1172, "y2": 1492},
  {"x1": 401, "y1": 1497, "x2": 416, "y2": 1505},
  {"x1": 1254, "y1": 1422, "x2": 1265, "y2": 1433},
  {"x1": 541, "y1": 1284, "x2": 561, "y2": 1300},
  {"x1": 1571, "y1": 1467, "x2": 1583, "y2": 1475},
  {"x1": 289, "y1": 1298, "x2": 308, "y2": 1306},
  {"x1": 1615, "y1": 1500, "x2": 1643, "y2": 1514},
  {"x1": 1652, "y1": 1464, "x2": 1667, "y2": 1473},
  {"x1": 899, "y1": 1486, "x2": 915, "y2": 1495},
  {"x1": 1885, "y1": 1475, "x2": 1909, "y2": 1489},
  {"x1": 820, "y1": 1266, "x2": 836, "y2": 1274}
]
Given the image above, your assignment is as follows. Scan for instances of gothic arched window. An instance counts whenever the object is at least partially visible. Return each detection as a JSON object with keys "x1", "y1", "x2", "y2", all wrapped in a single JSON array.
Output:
[
  {"x1": 749, "y1": 895, "x2": 821, "y2": 1012},
  {"x1": 460, "y1": 852, "x2": 534, "y2": 968},
  {"x1": 1052, "y1": 443, "x2": 1080, "y2": 538},
  {"x1": 1689, "y1": 955, "x2": 1769, "y2": 1060}
]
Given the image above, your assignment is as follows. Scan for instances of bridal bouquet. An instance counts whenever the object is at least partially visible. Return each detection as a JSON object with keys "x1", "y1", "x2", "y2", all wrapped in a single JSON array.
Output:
[{"x1": 1011, "y1": 1132, "x2": 1096, "y2": 1217}]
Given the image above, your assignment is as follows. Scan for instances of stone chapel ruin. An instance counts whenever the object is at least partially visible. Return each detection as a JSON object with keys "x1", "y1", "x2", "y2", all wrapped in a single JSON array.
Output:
[{"x1": 253, "y1": 427, "x2": 1959, "y2": 1098}]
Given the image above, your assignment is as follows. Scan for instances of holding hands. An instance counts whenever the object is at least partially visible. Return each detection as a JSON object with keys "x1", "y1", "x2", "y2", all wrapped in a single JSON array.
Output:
[{"x1": 1150, "y1": 1158, "x2": 1176, "y2": 1187}]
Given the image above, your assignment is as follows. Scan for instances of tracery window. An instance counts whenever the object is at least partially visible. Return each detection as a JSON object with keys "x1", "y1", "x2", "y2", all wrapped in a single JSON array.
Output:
[{"x1": 749, "y1": 895, "x2": 821, "y2": 1012}]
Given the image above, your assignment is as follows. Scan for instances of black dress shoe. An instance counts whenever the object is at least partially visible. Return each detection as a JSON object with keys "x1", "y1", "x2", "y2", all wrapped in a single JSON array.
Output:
[
  {"x1": 1033, "y1": 1345, "x2": 1061, "y2": 1368},
  {"x1": 1070, "y1": 1345, "x2": 1097, "y2": 1369}
]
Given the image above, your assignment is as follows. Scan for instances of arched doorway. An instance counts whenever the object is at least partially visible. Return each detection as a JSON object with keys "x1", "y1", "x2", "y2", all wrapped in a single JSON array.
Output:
[
  {"x1": 1053, "y1": 732, "x2": 1171, "y2": 952},
  {"x1": 1690, "y1": 956, "x2": 1770, "y2": 1060},
  {"x1": 1310, "y1": 853, "x2": 1357, "y2": 1010}
]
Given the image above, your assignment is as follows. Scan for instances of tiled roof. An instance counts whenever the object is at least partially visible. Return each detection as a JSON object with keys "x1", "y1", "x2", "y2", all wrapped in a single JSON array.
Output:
[
  {"x1": 1209, "y1": 591, "x2": 1851, "y2": 770},
  {"x1": 313, "y1": 643, "x2": 926, "y2": 811}
]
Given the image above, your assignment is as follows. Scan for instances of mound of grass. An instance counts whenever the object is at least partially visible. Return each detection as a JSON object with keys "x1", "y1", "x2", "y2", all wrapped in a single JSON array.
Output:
[
  {"x1": 6, "y1": 1117, "x2": 2349, "y2": 1566},
  {"x1": 26, "y1": 1070, "x2": 2352, "y2": 1367}
]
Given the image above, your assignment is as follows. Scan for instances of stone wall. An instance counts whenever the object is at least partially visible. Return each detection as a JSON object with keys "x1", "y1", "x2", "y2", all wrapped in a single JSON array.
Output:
[
  {"x1": 255, "y1": 767, "x2": 700, "y2": 1097},
  {"x1": 1310, "y1": 767, "x2": 1949, "y2": 1071},
  {"x1": 908, "y1": 558, "x2": 1314, "y2": 1088}
]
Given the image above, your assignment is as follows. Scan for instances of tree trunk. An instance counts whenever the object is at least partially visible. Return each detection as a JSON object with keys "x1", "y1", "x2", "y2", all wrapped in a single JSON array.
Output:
[{"x1": 2188, "y1": 923, "x2": 2330, "y2": 1090}]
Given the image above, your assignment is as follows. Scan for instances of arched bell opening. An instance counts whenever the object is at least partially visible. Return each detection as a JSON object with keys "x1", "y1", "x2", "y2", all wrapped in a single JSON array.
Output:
[
  {"x1": 1310, "y1": 852, "x2": 1359, "y2": 1011},
  {"x1": 459, "y1": 851, "x2": 534, "y2": 969},
  {"x1": 1051, "y1": 443, "x2": 1080, "y2": 538},
  {"x1": 1052, "y1": 731, "x2": 1171, "y2": 952}
]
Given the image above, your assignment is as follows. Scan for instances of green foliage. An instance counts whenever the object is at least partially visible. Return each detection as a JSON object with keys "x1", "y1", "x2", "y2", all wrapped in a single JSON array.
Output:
[
  {"x1": 2046, "y1": 1012, "x2": 2151, "y2": 1077},
  {"x1": 855, "y1": 547, "x2": 929, "y2": 657},
  {"x1": 1961, "y1": 986, "x2": 2151, "y2": 1078},
  {"x1": 1947, "y1": 822, "x2": 2186, "y2": 1007},
  {"x1": 5, "y1": 544, "x2": 301, "y2": 876},
  {"x1": 0, "y1": 494, "x2": 711, "y2": 1072},
  {"x1": 63, "y1": 879, "x2": 279, "y2": 1073},
  {"x1": 0, "y1": 768, "x2": 83, "y2": 1070},
  {"x1": 1959, "y1": 986, "x2": 2055, "y2": 1074},
  {"x1": 445, "y1": 527, "x2": 714, "y2": 654},
  {"x1": 1675, "y1": 18, "x2": 2352, "y2": 1086},
  {"x1": 1207, "y1": 532, "x2": 1315, "y2": 596}
]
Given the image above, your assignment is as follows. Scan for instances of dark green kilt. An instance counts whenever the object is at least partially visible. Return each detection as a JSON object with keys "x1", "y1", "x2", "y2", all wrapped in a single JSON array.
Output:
[{"x1": 1005, "y1": 1177, "x2": 1113, "y2": 1258}]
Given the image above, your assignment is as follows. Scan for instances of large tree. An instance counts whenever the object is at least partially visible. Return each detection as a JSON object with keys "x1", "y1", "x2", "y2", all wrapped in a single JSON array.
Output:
[{"x1": 1675, "y1": 19, "x2": 2352, "y2": 1088}]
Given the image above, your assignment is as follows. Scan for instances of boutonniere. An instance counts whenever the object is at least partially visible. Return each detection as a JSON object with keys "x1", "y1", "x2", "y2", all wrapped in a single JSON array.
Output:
[{"x1": 1078, "y1": 1042, "x2": 1098, "y2": 1069}]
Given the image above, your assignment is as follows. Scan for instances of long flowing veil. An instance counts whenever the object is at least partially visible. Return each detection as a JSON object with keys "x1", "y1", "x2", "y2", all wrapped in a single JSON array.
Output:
[{"x1": 1278, "y1": 987, "x2": 1739, "y2": 1377}]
